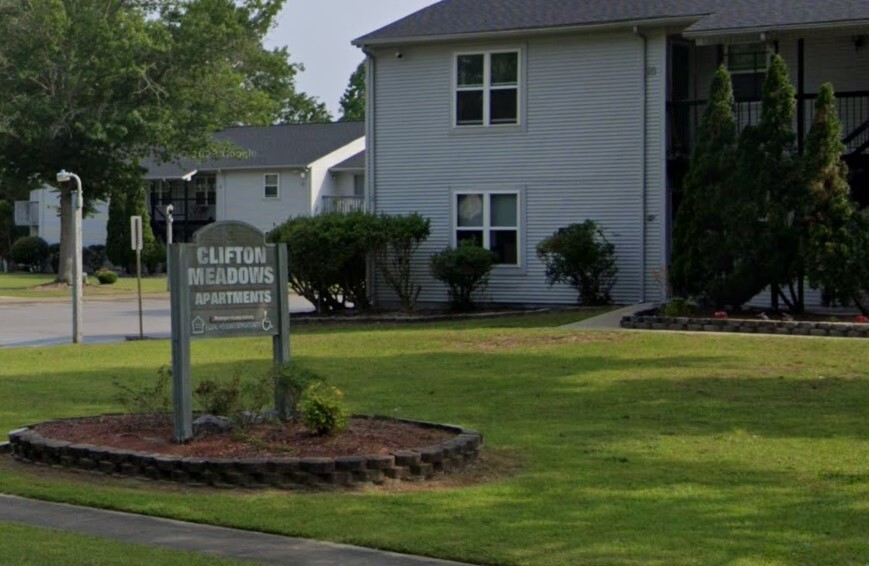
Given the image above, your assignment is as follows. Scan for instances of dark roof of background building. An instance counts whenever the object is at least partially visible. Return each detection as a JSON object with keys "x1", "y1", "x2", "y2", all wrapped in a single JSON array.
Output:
[
  {"x1": 143, "y1": 122, "x2": 365, "y2": 179},
  {"x1": 330, "y1": 150, "x2": 366, "y2": 172},
  {"x1": 353, "y1": 0, "x2": 869, "y2": 45}
]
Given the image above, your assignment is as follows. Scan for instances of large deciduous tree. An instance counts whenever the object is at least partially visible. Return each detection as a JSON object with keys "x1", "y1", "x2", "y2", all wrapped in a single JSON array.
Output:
[
  {"x1": 0, "y1": 0, "x2": 324, "y2": 283},
  {"x1": 339, "y1": 61, "x2": 366, "y2": 122}
]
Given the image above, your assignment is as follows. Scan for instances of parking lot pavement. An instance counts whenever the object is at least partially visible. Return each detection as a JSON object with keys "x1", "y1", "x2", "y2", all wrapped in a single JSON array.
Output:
[{"x1": 0, "y1": 295, "x2": 313, "y2": 347}]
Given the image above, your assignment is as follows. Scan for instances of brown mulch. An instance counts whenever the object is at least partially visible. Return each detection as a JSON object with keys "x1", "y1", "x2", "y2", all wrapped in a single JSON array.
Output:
[{"x1": 34, "y1": 415, "x2": 455, "y2": 460}]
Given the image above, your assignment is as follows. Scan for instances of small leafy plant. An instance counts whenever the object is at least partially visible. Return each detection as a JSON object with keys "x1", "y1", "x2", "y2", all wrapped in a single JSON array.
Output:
[
  {"x1": 113, "y1": 365, "x2": 172, "y2": 415},
  {"x1": 300, "y1": 382, "x2": 349, "y2": 436},
  {"x1": 273, "y1": 361, "x2": 321, "y2": 421},
  {"x1": 194, "y1": 374, "x2": 243, "y2": 416}
]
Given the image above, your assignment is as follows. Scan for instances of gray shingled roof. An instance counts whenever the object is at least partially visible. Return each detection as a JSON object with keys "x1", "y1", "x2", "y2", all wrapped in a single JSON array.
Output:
[
  {"x1": 354, "y1": 0, "x2": 869, "y2": 45},
  {"x1": 330, "y1": 150, "x2": 365, "y2": 172},
  {"x1": 143, "y1": 122, "x2": 364, "y2": 179}
]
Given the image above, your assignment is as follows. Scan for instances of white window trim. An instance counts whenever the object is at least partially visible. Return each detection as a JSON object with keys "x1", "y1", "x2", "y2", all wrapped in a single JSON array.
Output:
[
  {"x1": 452, "y1": 189, "x2": 522, "y2": 267},
  {"x1": 453, "y1": 49, "x2": 522, "y2": 129},
  {"x1": 264, "y1": 173, "x2": 280, "y2": 199}
]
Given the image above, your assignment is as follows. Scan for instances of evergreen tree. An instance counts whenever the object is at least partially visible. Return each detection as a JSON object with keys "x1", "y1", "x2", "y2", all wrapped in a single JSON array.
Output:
[
  {"x1": 127, "y1": 184, "x2": 157, "y2": 273},
  {"x1": 670, "y1": 66, "x2": 741, "y2": 302},
  {"x1": 339, "y1": 61, "x2": 366, "y2": 122},
  {"x1": 105, "y1": 187, "x2": 129, "y2": 270},
  {"x1": 732, "y1": 54, "x2": 805, "y2": 310},
  {"x1": 803, "y1": 84, "x2": 869, "y2": 314}
]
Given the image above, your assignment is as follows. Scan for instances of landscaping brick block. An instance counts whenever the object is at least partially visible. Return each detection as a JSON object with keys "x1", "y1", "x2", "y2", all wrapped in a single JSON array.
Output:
[
  {"x1": 300, "y1": 458, "x2": 334, "y2": 474},
  {"x1": 392, "y1": 451, "x2": 421, "y2": 466}
]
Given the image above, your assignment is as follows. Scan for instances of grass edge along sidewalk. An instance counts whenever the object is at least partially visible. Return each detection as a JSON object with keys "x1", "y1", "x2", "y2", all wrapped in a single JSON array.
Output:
[{"x1": 0, "y1": 312, "x2": 867, "y2": 565}]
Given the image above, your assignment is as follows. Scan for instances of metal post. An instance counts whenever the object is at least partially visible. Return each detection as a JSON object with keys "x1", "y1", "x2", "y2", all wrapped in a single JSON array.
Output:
[
  {"x1": 58, "y1": 170, "x2": 84, "y2": 344},
  {"x1": 169, "y1": 244, "x2": 193, "y2": 442},
  {"x1": 136, "y1": 248, "x2": 143, "y2": 339}
]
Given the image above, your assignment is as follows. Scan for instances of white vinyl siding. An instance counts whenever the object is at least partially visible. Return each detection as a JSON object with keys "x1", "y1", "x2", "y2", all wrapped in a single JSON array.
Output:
[{"x1": 371, "y1": 31, "x2": 664, "y2": 306}]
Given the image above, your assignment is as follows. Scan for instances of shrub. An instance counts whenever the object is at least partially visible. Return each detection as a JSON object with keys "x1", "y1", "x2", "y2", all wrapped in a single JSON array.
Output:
[
  {"x1": 84, "y1": 245, "x2": 108, "y2": 273},
  {"x1": 373, "y1": 213, "x2": 430, "y2": 311},
  {"x1": 273, "y1": 361, "x2": 321, "y2": 421},
  {"x1": 268, "y1": 212, "x2": 379, "y2": 313},
  {"x1": 659, "y1": 297, "x2": 697, "y2": 317},
  {"x1": 113, "y1": 365, "x2": 172, "y2": 415},
  {"x1": 95, "y1": 268, "x2": 118, "y2": 285},
  {"x1": 300, "y1": 382, "x2": 349, "y2": 436},
  {"x1": 10, "y1": 236, "x2": 49, "y2": 272},
  {"x1": 536, "y1": 221, "x2": 618, "y2": 305},
  {"x1": 430, "y1": 241, "x2": 496, "y2": 311},
  {"x1": 194, "y1": 375, "x2": 242, "y2": 416},
  {"x1": 143, "y1": 240, "x2": 166, "y2": 274}
]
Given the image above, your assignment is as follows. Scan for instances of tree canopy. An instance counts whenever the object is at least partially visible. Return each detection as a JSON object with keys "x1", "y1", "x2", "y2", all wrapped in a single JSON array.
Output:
[
  {"x1": 0, "y1": 0, "x2": 327, "y2": 281},
  {"x1": 339, "y1": 61, "x2": 366, "y2": 122}
]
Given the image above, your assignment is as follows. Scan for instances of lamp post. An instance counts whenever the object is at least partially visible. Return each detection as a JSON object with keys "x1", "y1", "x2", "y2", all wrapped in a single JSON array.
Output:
[
  {"x1": 57, "y1": 169, "x2": 83, "y2": 344},
  {"x1": 165, "y1": 204, "x2": 174, "y2": 291}
]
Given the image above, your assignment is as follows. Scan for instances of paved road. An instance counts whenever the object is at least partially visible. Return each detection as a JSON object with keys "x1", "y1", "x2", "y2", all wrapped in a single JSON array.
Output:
[{"x1": 0, "y1": 295, "x2": 314, "y2": 348}]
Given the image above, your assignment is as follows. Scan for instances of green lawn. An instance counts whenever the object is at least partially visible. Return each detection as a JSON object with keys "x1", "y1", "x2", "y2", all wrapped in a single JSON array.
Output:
[
  {"x1": 0, "y1": 523, "x2": 257, "y2": 565},
  {"x1": 0, "y1": 313, "x2": 867, "y2": 565},
  {"x1": 0, "y1": 273, "x2": 168, "y2": 298}
]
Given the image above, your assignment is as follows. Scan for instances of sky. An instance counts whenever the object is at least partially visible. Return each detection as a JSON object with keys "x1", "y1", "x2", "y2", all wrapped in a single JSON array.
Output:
[{"x1": 266, "y1": 0, "x2": 438, "y2": 119}]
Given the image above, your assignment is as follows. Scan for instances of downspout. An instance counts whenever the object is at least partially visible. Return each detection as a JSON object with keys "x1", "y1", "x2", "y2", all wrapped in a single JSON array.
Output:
[
  {"x1": 362, "y1": 47, "x2": 377, "y2": 304},
  {"x1": 633, "y1": 26, "x2": 648, "y2": 303}
]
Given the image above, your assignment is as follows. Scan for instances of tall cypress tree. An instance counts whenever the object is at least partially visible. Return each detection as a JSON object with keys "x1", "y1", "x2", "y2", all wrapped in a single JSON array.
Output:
[
  {"x1": 732, "y1": 54, "x2": 805, "y2": 310},
  {"x1": 105, "y1": 186, "x2": 129, "y2": 271},
  {"x1": 670, "y1": 66, "x2": 738, "y2": 300},
  {"x1": 803, "y1": 83, "x2": 869, "y2": 314}
]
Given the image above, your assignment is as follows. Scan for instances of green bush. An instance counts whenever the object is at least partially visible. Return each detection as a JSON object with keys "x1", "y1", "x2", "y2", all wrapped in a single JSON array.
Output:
[
  {"x1": 536, "y1": 221, "x2": 618, "y2": 306},
  {"x1": 113, "y1": 366, "x2": 171, "y2": 415},
  {"x1": 84, "y1": 245, "x2": 108, "y2": 273},
  {"x1": 143, "y1": 240, "x2": 166, "y2": 274},
  {"x1": 430, "y1": 241, "x2": 496, "y2": 311},
  {"x1": 300, "y1": 382, "x2": 349, "y2": 436},
  {"x1": 194, "y1": 375, "x2": 242, "y2": 417},
  {"x1": 373, "y1": 213, "x2": 431, "y2": 311},
  {"x1": 273, "y1": 362, "x2": 321, "y2": 421},
  {"x1": 10, "y1": 236, "x2": 49, "y2": 272},
  {"x1": 659, "y1": 297, "x2": 697, "y2": 317},
  {"x1": 95, "y1": 268, "x2": 118, "y2": 285},
  {"x1": 269, "y1": 212, "x2": 378, "y2": 313}
]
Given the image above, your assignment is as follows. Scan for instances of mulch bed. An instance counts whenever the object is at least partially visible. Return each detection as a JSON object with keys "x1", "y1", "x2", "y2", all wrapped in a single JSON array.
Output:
[{"x1": 34, "y1": 414, "x2": 455, "y2": 460}]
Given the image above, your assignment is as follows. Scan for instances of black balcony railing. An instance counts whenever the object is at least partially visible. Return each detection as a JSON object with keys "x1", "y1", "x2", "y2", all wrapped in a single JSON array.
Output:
[{"x1": 669, "y1": 90, "x2": 869, "y2": 157}]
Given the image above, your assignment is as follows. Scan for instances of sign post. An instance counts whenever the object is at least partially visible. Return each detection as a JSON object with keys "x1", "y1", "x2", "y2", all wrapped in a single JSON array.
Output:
[
  {"x1": 130, "y1": 215, "x2": 144, "y2": 340},
  {"x1": 165, "y1": 204, "x2": 174, "y2": 292},
  {"x1": 168, "y1": 221, "x2": 290, "y2": 442}
]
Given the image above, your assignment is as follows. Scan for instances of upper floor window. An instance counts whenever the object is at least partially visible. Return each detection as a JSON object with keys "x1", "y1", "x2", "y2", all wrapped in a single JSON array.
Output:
[
  {"x1": 264, "y1": 173, "x2": 279, "y2": 199},
  {"x1": 455, "y1": 51, "x2": 519, "y2": 127},
  {"x1": 727, "y1": 43, "x2": 768, "y2": 101},
  {"x1": 455, "y1": 191, "x2": 520, "y2": 265}
]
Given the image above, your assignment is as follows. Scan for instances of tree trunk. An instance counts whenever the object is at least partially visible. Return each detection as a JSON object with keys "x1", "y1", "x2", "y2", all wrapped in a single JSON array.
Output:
[{"x1": 56, "y1": 186, "x2": 73, "y2": 284}]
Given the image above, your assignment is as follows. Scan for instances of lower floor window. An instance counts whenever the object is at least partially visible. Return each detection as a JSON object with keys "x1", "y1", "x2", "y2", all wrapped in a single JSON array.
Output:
[{"x1": 455, "y1": 192, "x2": 519, "y2": 265}]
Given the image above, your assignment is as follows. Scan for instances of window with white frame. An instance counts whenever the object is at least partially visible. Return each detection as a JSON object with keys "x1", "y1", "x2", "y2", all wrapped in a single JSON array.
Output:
[
  {"x1": 727, "y1": 43, "x2": 768, "y2": 100},
  {"x1": 455, "y1": 192, "x2": 519, "y2": 265},
  {"x1": 455, "y1": 50, "x2": 520, "y2": 127},
  {"x1": 264, "y1": 173, "x2": 279, "y2": 198}
]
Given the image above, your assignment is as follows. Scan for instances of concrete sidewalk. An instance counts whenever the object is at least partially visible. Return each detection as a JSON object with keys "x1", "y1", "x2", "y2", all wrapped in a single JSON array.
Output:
[
  {"x1": 0, "y1": 494, "x2": 471, "y2": 565},
  {"x1": 561, "y1": 303, "x2": 655, "y2": 330}
]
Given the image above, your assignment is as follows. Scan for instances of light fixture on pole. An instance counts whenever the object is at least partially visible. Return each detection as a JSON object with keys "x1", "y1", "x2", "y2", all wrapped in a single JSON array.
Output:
[
  {"x1": 165, "y1": 204, "x2": 174, "y2": 292},
  {"x1": 56, "y1": 169, "x2": 83, "y2": 344}
]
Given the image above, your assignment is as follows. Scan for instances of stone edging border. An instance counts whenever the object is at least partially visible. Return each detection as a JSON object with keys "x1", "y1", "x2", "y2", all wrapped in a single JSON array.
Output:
[
  {"x1": 6, "y1": 415, "x2": 483, "y2": 488},
  {"x1": 621, "y1": 309, "x2": 869, "y2": 338}
]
